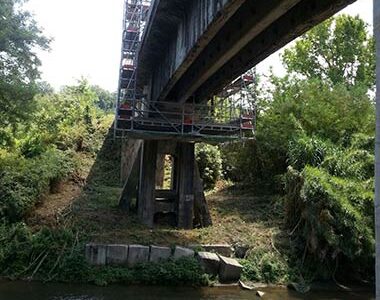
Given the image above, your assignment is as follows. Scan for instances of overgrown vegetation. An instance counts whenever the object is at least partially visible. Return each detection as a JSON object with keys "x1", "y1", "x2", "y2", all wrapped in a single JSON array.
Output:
[
  {"x1": 0, "y1": 0, "x2": 376, "y2": 288},
  {"x1": 0, "y1": 223, "x2": 206, "y2": 286},
  {"x1": 221, "y1": 14, "x2": 375, "y2": 282},
  {"x1": 195, "y1": 143, "x2": 223, "y2": 189}
]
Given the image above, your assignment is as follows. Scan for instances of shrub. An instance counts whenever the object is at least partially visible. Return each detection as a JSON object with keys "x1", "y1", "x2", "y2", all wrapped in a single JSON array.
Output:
[
  {"x1": 241, "y1": 248, "x2": 291, "y2": 283},
  {"x1": 0, "y1": 148, "x2": 75, "y2": 223},
  {"x1": 195, "y1": 143, "x2": 223, "y2": 189},
  {"x1": 0, "y1": 223, "x2": 207, "y2": 286},
  {"x1": 0, "y1": 223, "x2": 82, "y2": 279},
  {"x1": 287, "y1": 135, "x2": 332, "y2": 170},
  {"x1": 284, "y1": 166, "x2": 374, "y2": 279}
]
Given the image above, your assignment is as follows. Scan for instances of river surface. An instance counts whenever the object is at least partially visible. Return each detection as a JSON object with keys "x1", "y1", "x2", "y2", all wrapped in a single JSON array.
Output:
[{"x1": 0, "y1": 281, "x2": 375, "y2": 300}]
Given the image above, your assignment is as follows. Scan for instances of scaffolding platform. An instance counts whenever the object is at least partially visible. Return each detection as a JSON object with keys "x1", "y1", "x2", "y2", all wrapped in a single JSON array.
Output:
[
  {"x1": 114, "y1": 0, "x2": 256, "y2": 142},
  {"x1": 115, "y1": 99, "x2": 254, "y2": 142}
]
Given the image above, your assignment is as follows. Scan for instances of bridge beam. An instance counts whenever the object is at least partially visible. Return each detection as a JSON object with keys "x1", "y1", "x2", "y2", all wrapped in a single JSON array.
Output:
[
  {"x1": 194, "y1": 0, "x2": 355, "y2": 101},
  {"x1": 138, "y1": 0, "x2": 246, "y2": 102},
  {"x1": 138, "y1": 0, "x2": 355, "y2": 104},
  {"x1": 166, "y1": 0, "x2": 302, "y2": 104}
]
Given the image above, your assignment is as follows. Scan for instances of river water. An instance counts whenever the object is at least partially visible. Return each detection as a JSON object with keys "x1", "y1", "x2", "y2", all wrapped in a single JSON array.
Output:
[{"x1": 0, "y1": 281, "x2": 375, "y2": 300}]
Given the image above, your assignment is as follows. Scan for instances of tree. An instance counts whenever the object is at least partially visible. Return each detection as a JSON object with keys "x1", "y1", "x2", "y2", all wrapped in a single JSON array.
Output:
[
  {"x1": 282, "y1": 15, "x2": 375, "y2": 90},
  {"x1": 0, "y1": 0, "x2": 50, "y2": 127},
  {"x1": 374, "y1": 1, "x2": 380, "y2": 297},
  {"x1": 91, "y1": 85, "x2": 116, "y2": 112}
]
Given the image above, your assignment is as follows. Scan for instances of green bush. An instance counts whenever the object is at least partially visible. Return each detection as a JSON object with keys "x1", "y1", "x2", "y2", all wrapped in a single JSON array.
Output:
[
  {"x1": 0, "y1": 148, "x2": 75, "y2": 222},
  {"x1": 0, "y1": 223, "x2": 207, "y2": 286},
  {"x1": 0, "y1": 223, "x2": 82, "y2": 279},
  {"x1": 322, "y1": 148, "x2": 374, "y2": 180},
  {"x1": 84, "y1": 257, "x2": 207, "y2": 287},
  {"x1": 195, "y1": 143, "x2": 223, "y2": 189},
  {"x1": 0, "y1": 81, "x2": 113, "y2": 224},
  {"x1": 241, "y1": 249, "x2": 291, "y2": 283},
  {"x1": 287, "y1": 135, "x2": 332, "y2": 170},
  {"x1": 284, "y1": 166, "x2": 374, "y2": 279}
]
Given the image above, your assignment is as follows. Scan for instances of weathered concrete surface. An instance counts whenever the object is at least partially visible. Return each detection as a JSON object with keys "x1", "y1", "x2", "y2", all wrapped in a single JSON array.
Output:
[
  {"x1": 138, "y1": 0, "x2": 355, "y2": 104},
  {"x1": 173, "y1": 246, "x2": 195, "y2": 260},
  {"x1": 119, "y1": 139, "x2": 142, "y2": 210},
  {"x1": 138, "y1": 140, "x2": 157, "y2": 228},
  {"x1": 197, "y1": 251, "x2": 220, "y2": 276},
  {"x1": 85, "y1": 244, "x2": 107, "y2": 266},
  {"x1": 218, "y1": 255, "x2": 243, "y2": 283},
  {"x1": 149, "y1": 246, "x2": 172, "y2": 263},
  {"x1": 138, "y1": 0, "x2": 244, "y2": 102},
  {"x1": 202, "y1": 244, "x2": 233, "y2": 257},
  {"x1": 127, "y1": 245, "x2": 150, "y2": 267},
  {"x1": 177, "y1": 142, "x2": 195, "y2": 229},
  {"x1": 195, "y1": 0, "x2": 356, "y2": 101},
  {"x1": 106, "y1": 244, "x2": 129, "y2": 265}
]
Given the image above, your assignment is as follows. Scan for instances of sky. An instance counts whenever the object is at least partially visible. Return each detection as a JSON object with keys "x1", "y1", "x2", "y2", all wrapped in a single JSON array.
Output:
[{"x1": 25, "y1": 0, "x2": 373, "y2": 92}]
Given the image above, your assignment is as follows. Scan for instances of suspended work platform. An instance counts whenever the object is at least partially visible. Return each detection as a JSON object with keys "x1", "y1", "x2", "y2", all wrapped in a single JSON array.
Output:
[
  {"x1": 115, "y1": 98, "x2": 255, "y2": 142},
  {"x1": 114, "y1": 0, "x2": 256, "y2": 143}
]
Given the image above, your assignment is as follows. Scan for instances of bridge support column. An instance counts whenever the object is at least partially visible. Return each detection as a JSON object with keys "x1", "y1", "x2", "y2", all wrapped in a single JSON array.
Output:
[
  {"x1": 119, "y1": 139, "x2": 142, "y2": 212},
  {"x1": 155, "y1": 153, "x2": 165, "y2": 189},
  {"x1": 138, "y1": 140, "x2": 158, "y2": 227},
  {"x1": 177, "y1": 142, "x2": 195, "y2": 229},
  {"x1": 122, "y1": 139, "x2": 210, "y2": 229}
]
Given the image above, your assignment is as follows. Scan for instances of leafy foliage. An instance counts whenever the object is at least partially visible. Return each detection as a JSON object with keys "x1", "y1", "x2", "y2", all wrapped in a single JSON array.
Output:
[
  {"x1": 220, "y1": 14, "x2": 375, "y2": 281},
  {"x1": 241, "y1": 248, "x2": 292, "y2": 283},
  {"x1": 283, "y1": 15, "x2": 375, "y2": 89},
  {"x1": 284, "y1": 166, "x2": 374, "y2": 279},
  {"x1": 195, "y1": 143, "x2": 223, "y2": 189},
  {"x1": 90, "y1": 257, "x2": 208, "y2": 286},
  {"x1": 0, "y1": 79, "x2": 113, "y2": 224},
  {"x1": 0, "y1": 148, "x2": 75, "y2": 223},
  {"x1": 0, "y1": 223, "x2": 206, "y2": 286},
  {"x1": 0, "y1": 0, "x2": 50, "y2": 127},
  {"x1": 91, "y1": 85, "x2": 116, "y2": 112}
]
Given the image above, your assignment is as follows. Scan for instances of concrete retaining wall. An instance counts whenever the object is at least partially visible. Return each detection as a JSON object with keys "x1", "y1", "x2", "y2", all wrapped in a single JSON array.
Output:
[{"x1": 85, "y1": 243, "x2": 242, "y2": 282}]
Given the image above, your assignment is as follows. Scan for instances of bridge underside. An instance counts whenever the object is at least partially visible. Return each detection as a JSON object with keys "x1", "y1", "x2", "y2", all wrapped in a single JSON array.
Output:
[
  {"x1": 118, "y1": 0, "x2": 356, "y2": 229},
  {"x1": 138, "y1": 0, "x2": 355, "y2": 104}
]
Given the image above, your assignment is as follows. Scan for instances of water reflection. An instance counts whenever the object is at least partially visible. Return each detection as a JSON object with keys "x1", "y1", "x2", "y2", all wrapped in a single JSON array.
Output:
[{"x1": 0, "y1": 281, "x2": 375, "y2": 300}]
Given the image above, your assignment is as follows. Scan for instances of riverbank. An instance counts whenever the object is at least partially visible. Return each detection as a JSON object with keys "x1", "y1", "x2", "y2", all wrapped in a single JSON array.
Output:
[
  {"x1": 19, "y1": 127, "x2": 292, "y2": 285},
  {"x1": 0, "y1": 128, "x2": 371, "y2": 289}
]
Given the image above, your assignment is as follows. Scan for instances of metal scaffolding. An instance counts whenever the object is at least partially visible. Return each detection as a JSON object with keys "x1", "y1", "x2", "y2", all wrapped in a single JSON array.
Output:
[
  {"x1": 114, "y1": 0, "x2": 256, "y2": 142},
  {"x1": 115, "y1": 0, "x2": 151, "y2": 138}
]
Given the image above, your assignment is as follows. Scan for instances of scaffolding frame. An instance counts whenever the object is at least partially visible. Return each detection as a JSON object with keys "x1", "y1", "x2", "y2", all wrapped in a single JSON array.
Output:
[
  {"x1": 114, "y1": 0, "x2": 256, "y2": 142},
  {"x1": 114, "y1": 0, "x2": 151, "y2": 138}
]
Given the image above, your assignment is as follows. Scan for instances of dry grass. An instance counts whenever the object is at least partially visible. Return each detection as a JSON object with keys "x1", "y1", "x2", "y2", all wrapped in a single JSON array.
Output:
[
  {"x1": 28, "y1": 132, "x2": 287, "y2": 253},
  {"x1": 67, "y1": 181, "x2": 286, "y2": 253}
]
